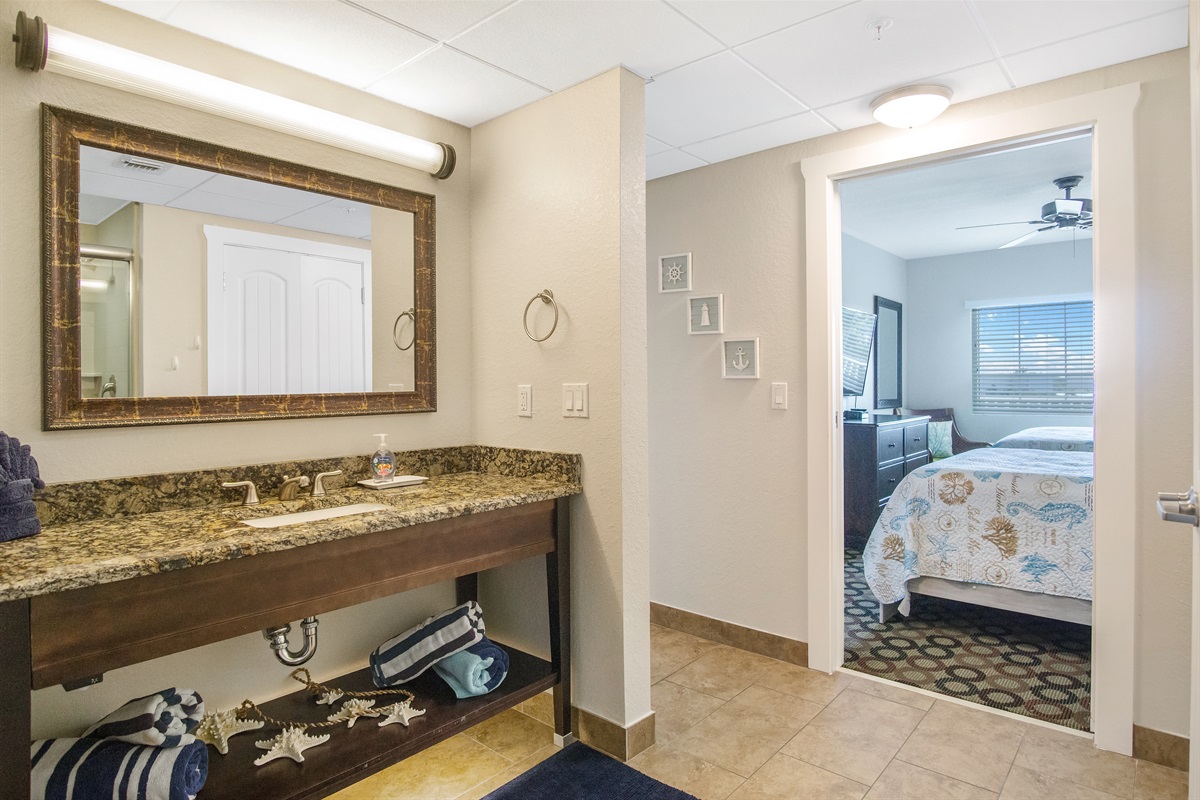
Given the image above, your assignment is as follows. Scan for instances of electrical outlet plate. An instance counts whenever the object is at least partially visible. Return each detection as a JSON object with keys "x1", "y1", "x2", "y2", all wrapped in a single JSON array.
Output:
[
  {"x1": 562, "y1": 383, "x2": 588, "y2": 418},
  {"x1": 517, "y1": 385, "x2": 532, "y2": 417}
]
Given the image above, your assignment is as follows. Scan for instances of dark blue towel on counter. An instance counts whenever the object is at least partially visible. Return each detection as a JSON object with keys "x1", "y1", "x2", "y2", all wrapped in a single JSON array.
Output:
[
  {"x1": 433, "y1": 636, "x2": 509, "y2": 698},
  {"x1": 30, "y1": 739, "x2": 208, "y2": 800}
]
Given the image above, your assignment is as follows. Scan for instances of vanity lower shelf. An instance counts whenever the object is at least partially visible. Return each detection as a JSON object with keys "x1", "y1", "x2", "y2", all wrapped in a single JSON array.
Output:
[{"x1": 201, "y1": 645, "x2": 555, "y2": 800}]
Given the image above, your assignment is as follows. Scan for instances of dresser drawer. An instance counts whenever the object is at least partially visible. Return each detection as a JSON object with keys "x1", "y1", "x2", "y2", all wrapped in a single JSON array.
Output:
[
  {"x1": 876, "y1": 427, "x2": 905, "y2": 463},
  {"x1": 905, "y1": 423, "x2": 928, "y2": 456},
  {"x1": 904, "y1": 452, "x2": 930, "y2": 475},
  {"x1": 877, "y1": 462, "x2": 905, "y2": 501}
]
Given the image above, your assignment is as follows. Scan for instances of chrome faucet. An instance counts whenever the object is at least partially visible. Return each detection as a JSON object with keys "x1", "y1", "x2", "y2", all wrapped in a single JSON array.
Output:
[
  {"x1": 312, "y1": 470, "x2": 343, "y2": 498},
  {"x1": 278, "y1": 475, "x2": 311, "y2": 501}
]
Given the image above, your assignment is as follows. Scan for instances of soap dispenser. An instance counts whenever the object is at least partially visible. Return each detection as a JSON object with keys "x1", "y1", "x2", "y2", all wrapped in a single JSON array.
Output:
[{"x1": 371, "y1": 434, "x2": 397, "y2": 481}]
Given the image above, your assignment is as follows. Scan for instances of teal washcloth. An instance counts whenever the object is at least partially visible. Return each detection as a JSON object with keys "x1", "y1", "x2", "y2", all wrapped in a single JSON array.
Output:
[{"x1": 432, "y1": 638, "x2": 509, "y2": 698}]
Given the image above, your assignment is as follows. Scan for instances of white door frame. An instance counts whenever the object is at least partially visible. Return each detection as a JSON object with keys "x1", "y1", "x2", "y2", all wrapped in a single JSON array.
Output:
[{"x1": 803, "y1": 83, "x2": 1140, "y2": 755}]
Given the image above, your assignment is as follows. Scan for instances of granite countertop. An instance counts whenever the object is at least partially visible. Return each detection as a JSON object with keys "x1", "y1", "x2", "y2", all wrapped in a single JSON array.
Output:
[{"x1": 0, "y1": 466, "x2": 580, "y2": 604}]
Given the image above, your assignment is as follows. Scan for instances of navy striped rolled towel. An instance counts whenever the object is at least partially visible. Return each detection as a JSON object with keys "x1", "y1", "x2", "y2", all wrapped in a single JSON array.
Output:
[
  {"x1": 371, "y1": 601, "x2": 485, "y2": 687},
  {"x1": 82, "y1": 689, "x2": 204, "y2": 748},
  {"x1": 30, "y1": 738, "x2": 208, "y2": 800}
]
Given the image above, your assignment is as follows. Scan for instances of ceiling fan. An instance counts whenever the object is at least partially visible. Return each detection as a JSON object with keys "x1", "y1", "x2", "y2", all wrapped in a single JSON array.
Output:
[{"x1": 957, "y1": 175, "x2": 1093, "y2": 249}]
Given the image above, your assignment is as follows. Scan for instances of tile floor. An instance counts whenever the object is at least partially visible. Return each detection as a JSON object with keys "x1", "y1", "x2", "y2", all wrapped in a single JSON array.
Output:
[{"x1": 329, "y1": 625, "x2": 1187, "y2": 799}]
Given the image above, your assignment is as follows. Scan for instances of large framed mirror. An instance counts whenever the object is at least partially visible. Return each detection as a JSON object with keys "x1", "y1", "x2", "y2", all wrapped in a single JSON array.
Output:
[
  {"x1": 873, "y1": 295, "x2": 902, "y2": 410},
  {"x1": 42, "y1": 105, "x2": 436, "y2": 429}
]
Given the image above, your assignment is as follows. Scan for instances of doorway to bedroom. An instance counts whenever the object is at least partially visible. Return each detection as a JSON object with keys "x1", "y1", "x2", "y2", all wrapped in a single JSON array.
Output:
[{"x1": 837, "y1": 133, "x2": 1095, "y2": 731}]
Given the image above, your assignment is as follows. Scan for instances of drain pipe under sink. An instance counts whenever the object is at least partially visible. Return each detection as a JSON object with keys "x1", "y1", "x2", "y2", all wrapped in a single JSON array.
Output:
[{"x1": 262, "y1": 617, "x2": 319, "y2": 666}]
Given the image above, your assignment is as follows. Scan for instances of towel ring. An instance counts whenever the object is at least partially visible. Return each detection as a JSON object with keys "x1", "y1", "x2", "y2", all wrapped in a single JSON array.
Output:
[
  {"x1": 392, "y1": 308, "x2": 416, "y2": 351},
  {"x1": 523, "y1": 289, "x2": 559, "y2": 342}
]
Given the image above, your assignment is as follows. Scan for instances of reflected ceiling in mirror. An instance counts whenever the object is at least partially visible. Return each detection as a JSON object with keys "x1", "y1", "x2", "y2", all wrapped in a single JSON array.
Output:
[{"x1": 44, "y1": 105, "x2": 436, "y2": 429}]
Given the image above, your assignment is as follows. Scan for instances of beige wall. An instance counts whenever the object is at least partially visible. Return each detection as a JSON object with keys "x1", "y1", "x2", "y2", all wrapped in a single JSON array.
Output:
[
  {"x1": 1, "y1": 0, "x2": 472, "y2": 738},
  {"x1": 647, "y1": 50, "x2": 1193, "y2": 736},
  {"x1": 470, "y1": 69, "x2": 651, "y2": 727}
]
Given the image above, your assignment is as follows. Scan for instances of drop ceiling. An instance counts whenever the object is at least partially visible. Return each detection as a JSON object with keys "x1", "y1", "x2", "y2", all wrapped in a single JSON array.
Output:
[
  {"x1": 841, "y1": 134, "x2": 1092, "y2": 260},
  {"x1": 102, "y1": 0, "x2": 1187, "y2": 181}
]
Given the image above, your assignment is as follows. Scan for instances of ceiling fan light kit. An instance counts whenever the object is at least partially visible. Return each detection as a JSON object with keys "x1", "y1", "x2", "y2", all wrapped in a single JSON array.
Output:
[{"x1": 870, "y1": 84, "x2": 953, "y2": 129}]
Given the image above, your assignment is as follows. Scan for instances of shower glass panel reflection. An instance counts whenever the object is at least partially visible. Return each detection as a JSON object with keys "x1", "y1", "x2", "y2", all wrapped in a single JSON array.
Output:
[{"x1": 80, "y1": 245, "x2": 137, "y2": 399}]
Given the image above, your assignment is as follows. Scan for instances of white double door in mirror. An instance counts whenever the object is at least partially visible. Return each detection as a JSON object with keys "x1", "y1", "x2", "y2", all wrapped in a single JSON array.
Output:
[{"x1": 205, "y1": 226, "x2": 373, "y2": 395}]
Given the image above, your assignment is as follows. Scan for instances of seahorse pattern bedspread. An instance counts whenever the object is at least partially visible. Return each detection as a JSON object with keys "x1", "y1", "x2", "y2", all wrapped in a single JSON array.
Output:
[
  {"x1": 863, "y1": 448, "x2": 1094, "y2": 609},
  {"x1": 993, "y1": 426, "x2": 1094, "y2": 452}
]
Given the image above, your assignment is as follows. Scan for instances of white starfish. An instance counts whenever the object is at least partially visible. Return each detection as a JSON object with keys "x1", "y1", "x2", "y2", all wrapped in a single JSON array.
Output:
[
  {"x1": 325, "y1": 698, "x2": 380, "y2": 728},
  {"x1": 314, "y1": 690, "x2": 344, "y2": 706},
  {"x1": 253, "y1": 727, "x2": 330, "y2": 765},
  {"x1": 194, "y1": 709, "x2": 264, "y2": 755},
  {"x1": 376, "y1": 701, "x2": 426, "y2": 728}
]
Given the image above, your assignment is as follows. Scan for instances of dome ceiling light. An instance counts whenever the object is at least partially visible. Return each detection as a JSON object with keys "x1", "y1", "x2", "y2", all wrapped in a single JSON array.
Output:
[{"x1": 870, "y1": 85, "x2": 954, "y2": 129}]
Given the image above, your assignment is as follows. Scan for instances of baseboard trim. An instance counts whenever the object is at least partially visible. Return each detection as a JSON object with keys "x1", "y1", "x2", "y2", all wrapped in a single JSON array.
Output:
[
  {"x1": 650, "y1": 602, "x2": 808, "y2": 666},
  {"x1": 573, "y1": 707, "x2": 655, "y2": 762},
  {"x1": 1133, "y1": 724, "x2": 1189, "y2": 772}
]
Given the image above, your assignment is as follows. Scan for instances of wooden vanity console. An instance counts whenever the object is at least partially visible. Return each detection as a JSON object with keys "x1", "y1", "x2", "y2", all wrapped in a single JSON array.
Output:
[{"x1": 0, "y1": 494, "x2": 573, "y2": 799}]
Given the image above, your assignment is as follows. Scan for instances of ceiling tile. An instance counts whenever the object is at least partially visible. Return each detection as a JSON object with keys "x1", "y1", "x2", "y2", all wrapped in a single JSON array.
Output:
[
  {"x1": 79, "y1": 196, "x2": 132, "y2": 226},
  {"x1": 818, "y1": 61, "x2": 1012, "y2": 130},
  {"x1": 646, "y1": 136, "x2": 674, "y2": 156},
  {"x1": 81, "y1": 145, "x2": 214, "y2": 189},
  {"x1": 100, "y1": 0, "x2": 182, "y2": 21},
  {"x1": 80, "y1": 171, "x2": 191, "y2": 206},
  {"x1": 647, "y1": 149, "x2": 709, "y2": 180},
  {"x1": 276, "y1": 199, "x2": 374, "y2": 239},
  {"x1": 450, "y1": 0, "x2": 723, "y2": 91},
  {"x1": 165, "y1": 190, "x2": 301, "y2": 223},
  {"x1": 682, "y1": 112, "x2": 835, "y2": 163},
  {"x1": 354, "y1": 0, "x2": 510, "y2": 40},
  {"x1": 1003, "y1": 6, "x2": 1188, "y2": 87},
  {"x1": 199, "y1": 174, "x2": 332, "y2": 211},
  {"x1": 160, "y1": 1, "x2": 435, "y2": 88},
  {"x1": 367, "y1": 45, "x2": 548, "y2": 127},
  {"x1": 646, "y1": 52, "x2": 807, "y2": 147},
  {"x1": 668, "y1": 0, "x2": 854, "y2": 47},
  {"x1": 972, "y1": 0, "x2": 1186, "y2": 56},
  {"x1": 737, "y1": 0, "x2": 991, "y2": 109}
]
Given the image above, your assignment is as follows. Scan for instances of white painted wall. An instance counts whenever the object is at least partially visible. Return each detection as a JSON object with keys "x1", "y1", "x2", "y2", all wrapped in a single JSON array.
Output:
[
  {"x1": 647, "y1": 50, "x2": 1192, "y2": 736},
  {"x1": 906, "y1": 240, "x2": 1094, "y2": 443},
  {"x1": 470, "y1": 69, "x2": 651, "y2": 727},
  {"x1": 2, "y1": 0, "x2": 472, "y2": 739},
  {"x1": 841, "y1": 234, "x2": 907, "y2": 411}
]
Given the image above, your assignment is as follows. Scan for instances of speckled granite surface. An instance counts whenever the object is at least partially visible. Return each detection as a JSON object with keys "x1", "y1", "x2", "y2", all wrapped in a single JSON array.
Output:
[
  {"x1": 2, "y1": 448, "x2": 581, "y2": 603},
  {"x1": 34, "y1": 446, "x2": 581, "y2": 527}
]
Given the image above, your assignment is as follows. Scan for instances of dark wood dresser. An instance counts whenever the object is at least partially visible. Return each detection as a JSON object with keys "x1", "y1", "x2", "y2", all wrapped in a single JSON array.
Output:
[{"x1": 844, "y1": 413, "x2": 931, "y2": 547}]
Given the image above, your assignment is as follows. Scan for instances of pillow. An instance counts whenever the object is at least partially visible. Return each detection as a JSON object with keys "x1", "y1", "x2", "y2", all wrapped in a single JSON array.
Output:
[{"x1": 928, "y1": 421, "x2": 953, "y2": 459}]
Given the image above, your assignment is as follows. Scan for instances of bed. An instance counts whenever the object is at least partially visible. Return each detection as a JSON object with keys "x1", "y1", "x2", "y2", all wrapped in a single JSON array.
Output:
[
  {"x1": 993, "y1": 426, "x2": 1094, "y2": 452},
  {"x1": 862, "y1": 447, "x2": 1094, "y2": 626}
]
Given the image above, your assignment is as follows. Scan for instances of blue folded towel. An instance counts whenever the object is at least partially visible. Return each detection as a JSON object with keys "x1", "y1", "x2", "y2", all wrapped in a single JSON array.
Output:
[
  {"x1": 30, "y1": 739, "x2": 208, "y2": 800},
  {"x1": 0, "y1": 513, "x2": 40, "y2": 542},
  {"x1": 371, "y1": 601, "x2": 485, "y2": 687},
  {"x1": 433, "y1": 637, "x2": 509, "y2": 698},
  {"x1": 83, "y1": 689, "x2": 205, "y2": 748}
]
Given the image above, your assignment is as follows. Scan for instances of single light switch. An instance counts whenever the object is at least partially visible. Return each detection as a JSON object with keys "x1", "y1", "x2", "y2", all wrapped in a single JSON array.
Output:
[
  {"x1": 517, "y1": 385, "x2": 532, "y2": 417},
  {"x1": 771, "y1": 382, "x2": 788, "y2": 410},
  {"x1": 563, "y1": 383, "x2": 588, "y2": 418}
]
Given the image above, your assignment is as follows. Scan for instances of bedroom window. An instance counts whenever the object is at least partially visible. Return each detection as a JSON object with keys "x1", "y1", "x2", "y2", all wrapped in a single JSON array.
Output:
[{"x1": 972, "y1": 300, "x2": 1094, "y2": 414}]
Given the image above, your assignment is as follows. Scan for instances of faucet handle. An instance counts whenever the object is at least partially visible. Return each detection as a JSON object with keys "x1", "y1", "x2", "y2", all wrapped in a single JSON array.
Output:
[
  {"x1": 221, "y1": 480, "x2": 260, "y2": 506},
  {"x1": 312, "y1": 470, "x2": 343, "y2": 497}
]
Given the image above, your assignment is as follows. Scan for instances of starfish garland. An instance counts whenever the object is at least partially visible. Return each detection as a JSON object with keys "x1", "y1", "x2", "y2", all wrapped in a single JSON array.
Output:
[
  {"x1": 325, "y1": 698, "x2": 380, "y2": 728},
  {"x1": 377, "y1": 701, "x2": 426, "y2": 728},
  {"x1": 314, "y1": 689, "x2": 344, "y2": 706},
  {"x1": 195, "y1": 709, "x2": 265, "y2": 755},
  {"x1": 253, "y1": 727, "x2": 330, "y2": 765}
]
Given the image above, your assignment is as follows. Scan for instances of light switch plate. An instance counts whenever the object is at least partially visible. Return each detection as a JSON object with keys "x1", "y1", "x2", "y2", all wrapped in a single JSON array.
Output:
[
  {"x1": 770, "y1": 382, "x2": 788, "y2": 410},
  {"x1": 562, "y1": 383, "x2": 588, "y2": 418},
  {"x1": 517, "y1": 385, "x2": 532, "y2": 417}
]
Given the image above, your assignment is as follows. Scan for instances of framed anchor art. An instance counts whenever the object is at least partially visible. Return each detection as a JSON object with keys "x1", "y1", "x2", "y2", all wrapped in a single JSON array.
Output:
[{"x1": 722, "y1": 338, "x2": 760, "y2": 379}]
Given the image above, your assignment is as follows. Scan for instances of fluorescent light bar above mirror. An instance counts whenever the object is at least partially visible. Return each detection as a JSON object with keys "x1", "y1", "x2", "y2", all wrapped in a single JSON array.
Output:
[{"x1": 11, "y1": 11, "x2": 455, "y2": 179}]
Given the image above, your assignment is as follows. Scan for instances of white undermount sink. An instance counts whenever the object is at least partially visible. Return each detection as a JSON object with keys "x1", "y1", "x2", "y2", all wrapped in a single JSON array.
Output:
[{"x1": 241, "y1": 502, "x2": 392, "y2": 529}]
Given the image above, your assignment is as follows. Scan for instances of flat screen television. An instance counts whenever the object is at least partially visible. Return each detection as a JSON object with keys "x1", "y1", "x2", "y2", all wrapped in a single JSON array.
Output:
[{"x1": 842, "y1": 306, "x2": 877, "y2": 397}]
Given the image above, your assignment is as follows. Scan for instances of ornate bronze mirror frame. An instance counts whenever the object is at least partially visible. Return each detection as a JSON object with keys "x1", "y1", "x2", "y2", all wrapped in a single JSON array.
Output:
[{"x1": 42, "y1": 105, "x2": 436, "y2": 429}]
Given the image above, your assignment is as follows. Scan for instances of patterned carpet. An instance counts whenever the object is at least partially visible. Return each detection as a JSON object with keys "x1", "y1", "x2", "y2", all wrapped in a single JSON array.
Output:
[{"x1": 844, "y1": 548, "x2": 1092, "y2": 731}]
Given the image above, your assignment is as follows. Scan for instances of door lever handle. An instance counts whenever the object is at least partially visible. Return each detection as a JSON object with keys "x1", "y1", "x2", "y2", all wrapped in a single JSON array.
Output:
[{"x1": 1157, "y1": 488, "x2": 1199, "y2": 526}]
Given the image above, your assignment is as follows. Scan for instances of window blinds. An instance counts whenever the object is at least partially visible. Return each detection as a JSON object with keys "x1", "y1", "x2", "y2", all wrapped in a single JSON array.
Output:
[{"x1": 972, "y1": 301, "x2": 1094, "y2": 414}]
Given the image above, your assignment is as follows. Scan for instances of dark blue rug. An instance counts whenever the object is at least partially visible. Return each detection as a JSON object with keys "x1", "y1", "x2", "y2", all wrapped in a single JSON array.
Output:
[{"x1": 482, "y1": 742, "x2": 699, "y2": 800}]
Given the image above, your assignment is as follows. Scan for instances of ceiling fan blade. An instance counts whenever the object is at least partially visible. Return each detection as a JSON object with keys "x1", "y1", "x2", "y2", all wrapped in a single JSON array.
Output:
[
  {"x1": 998, "y1": 228, "x2": 1052, "y2": 249},
  {"x1": 955, "y1": 220, "x2": 1045, "y2": 230}
]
